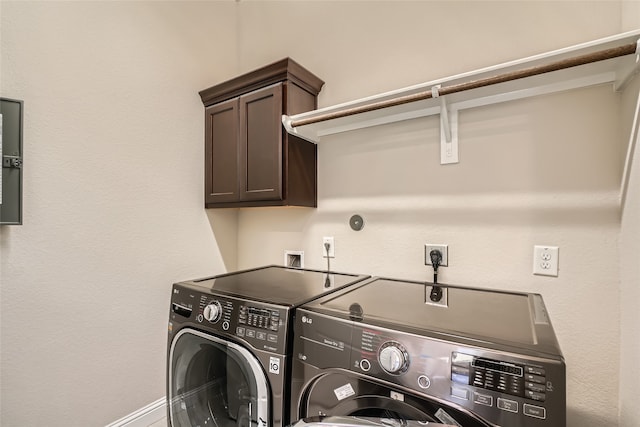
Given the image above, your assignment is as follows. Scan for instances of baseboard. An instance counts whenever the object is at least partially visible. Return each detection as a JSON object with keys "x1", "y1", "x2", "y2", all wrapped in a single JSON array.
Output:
[{"x1": 106, "y1": 397, "x2": 166, "y2": 427}]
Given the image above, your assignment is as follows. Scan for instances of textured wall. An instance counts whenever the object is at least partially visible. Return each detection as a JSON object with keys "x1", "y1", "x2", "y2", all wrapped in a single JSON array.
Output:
[
  {"x1": 618, "y1": 2, "x2": 640, "y2": 425},
  {"x1": 0, "y1": 2, "x2": 237, "y2": 425},
  {"x1": 235, "y1": 2, "x2": 627, "y2": 427},
  {"x1": 619, "y1": 76, "x2": 640, "y2": 427}
]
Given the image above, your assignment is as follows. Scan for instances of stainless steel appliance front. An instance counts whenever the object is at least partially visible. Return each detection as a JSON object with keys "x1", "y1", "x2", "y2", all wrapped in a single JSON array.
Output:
[
  {"x1": 290, "y1": 277, "x2": 566, "y2": 427},
  {"x1": 167, "y1": 265, "x2": 370, "y2": 427}
]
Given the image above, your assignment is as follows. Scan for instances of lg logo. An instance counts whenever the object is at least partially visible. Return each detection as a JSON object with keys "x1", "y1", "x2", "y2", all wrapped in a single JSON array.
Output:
[{"x1": 301, "y1": 315, "x2": 313, "y2": 324}]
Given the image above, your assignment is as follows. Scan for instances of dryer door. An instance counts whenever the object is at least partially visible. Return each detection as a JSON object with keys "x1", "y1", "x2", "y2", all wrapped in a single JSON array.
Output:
[
  {"x1": 301, "y1": 372, "x2": 491, "y2": 427},
  {"x1": 169, "y1": 328, "x2": 269, "y2": 427}
]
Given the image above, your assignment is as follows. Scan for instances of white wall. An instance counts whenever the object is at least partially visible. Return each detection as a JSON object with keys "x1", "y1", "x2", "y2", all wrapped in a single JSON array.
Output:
[
  {"x1": 618, "y1": 2, "x2": 640, "y2": 425},
  {"x1": 235, "y1": 2, "x2": 628, "y2": 427},
  {"x1": 619, "y1": 78, "x2": 640, "y2": 427},
  {"x1": 0, "y1": 2, "x2": 237, "y2": 425}
]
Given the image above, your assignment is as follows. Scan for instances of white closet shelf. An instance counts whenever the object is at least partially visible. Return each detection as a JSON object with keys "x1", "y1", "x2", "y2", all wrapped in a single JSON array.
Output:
[{"x1": 283, "y1": 30, "x2": 640, "y2": 145}]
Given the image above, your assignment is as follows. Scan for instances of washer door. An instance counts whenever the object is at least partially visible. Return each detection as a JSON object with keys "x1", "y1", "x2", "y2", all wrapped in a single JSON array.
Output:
[
  {"x1": 169, "y1": 328, "x2": 269, "y2": 427},
  {"x1": 301, "y1": 372, "x2": 491, "y2": 427}
]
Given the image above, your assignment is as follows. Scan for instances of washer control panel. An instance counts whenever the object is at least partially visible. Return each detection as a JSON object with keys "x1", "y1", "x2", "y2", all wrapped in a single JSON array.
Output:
[
  {"x1": 344, "y1": 323, "x2": 565, "y2": 426},
  {"x1": 451, "y1": 352, "x2": 548, "y2": 402},
  {"x1": 239, "y1": 306, "x2": 280, "y2": 332},
  {"x1": 170, "y1": 284, "x2": 287, "y2": 354}
]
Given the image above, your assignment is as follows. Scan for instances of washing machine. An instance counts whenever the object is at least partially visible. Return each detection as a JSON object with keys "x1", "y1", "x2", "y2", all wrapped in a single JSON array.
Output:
[
  {"x1": 290, "y1": 277, "x2": 566, "y2": 427},
  {"x1": 167, "y1": 265, "x2": 369, "y2": 427}
]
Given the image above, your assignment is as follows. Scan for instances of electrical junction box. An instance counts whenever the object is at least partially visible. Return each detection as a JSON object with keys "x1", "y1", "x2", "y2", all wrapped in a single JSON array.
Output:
[{"x1": 1, "y1": 98, "x2": 24, "y2": 225}]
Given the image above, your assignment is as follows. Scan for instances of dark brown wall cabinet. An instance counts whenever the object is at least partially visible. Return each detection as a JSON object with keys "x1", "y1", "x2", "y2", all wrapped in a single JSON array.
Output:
[{"x1": 200, "y1": 58, "x2": 324, "y2": 208}]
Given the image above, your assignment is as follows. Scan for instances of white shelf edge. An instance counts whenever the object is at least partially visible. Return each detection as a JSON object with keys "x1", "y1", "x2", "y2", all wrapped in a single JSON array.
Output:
[
  {"x1": 285, "y1": 29, "x2": 640, "y2": 143},
  {"x1": 283, "y1": 29, "x2": 640, "y2": 202}
]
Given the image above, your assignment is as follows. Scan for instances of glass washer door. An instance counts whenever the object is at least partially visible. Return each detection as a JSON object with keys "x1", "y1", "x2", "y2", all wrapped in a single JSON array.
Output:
[
  {"x1": 302, "y1": 372, "x2": 491, "y2": 427},
  {"x1": 169, "y1": 328, "x2": 269, "y2": 427}
]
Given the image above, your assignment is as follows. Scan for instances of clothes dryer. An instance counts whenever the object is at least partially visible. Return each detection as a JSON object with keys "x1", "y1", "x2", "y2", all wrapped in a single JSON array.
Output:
[
  {"x1": 167, "y1": 265, "x2": 369, "y2": 427},
  {"x1": 290, "y1": 277, "x2": 565, "y2": 427}
]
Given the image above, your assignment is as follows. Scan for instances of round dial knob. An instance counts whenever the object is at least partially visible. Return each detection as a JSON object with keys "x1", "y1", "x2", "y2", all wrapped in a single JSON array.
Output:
[
  {"x1": 203, "y1": 301, "x2": 222, "y2": 323},
  {"x1": 378, "y1": 342, "x2": 409, "y2": 374}
]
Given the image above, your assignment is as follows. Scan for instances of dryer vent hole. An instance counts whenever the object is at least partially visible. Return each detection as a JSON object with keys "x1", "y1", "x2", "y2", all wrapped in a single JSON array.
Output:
[{"x1": 285, "y1": 251, "x2": 304, "y2": 268}]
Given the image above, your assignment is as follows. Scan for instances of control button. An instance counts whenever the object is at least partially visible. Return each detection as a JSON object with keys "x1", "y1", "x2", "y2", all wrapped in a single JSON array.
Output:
[
  {"x1": 451, "y1": 352, "x2": 473, "y2": 367},
  {"x1": 246, "y1": 329, "x2": 256, "y2": 338},
  {"x1": 525, "y1": 390, "x2": 546, "y2": 402},
  {"x1": 417, "y1": 375, "x2": 431, "y2": 389},
  {"x1": 222, "y1": 321, "x2": 230, "y2": 331},
  {"x1": 267, "y1": 334, "x2": 278, "y2": 343},
  {"x1": 497, "y1": 398, "x2": 519, "y2": 413},
  {"x1": 451, "y1": 373, "x2": 470, "y2": 385},
  {"x1": 236, "y1": 327, "x2": 245, "y2": 337},
  {"x1": 451, "y1": 387, "x2": 469, "y2": 401},
  {"x1": 525, "y1": 374, "x2": 546, "y2": 384},
  {"x1": 256, "y1": 332, "x2": 266, "y2": 341},
  {"x1": 473, "y1": 392, "x2": 493, "y2": 407},
  {"x1": 359, "y1": 359, "x2": 371, "y2": 372},
  {"x1": 197, "y1": 314, "x2": 204, "y2": 323},
  {"x1": 526, "y1": 366, "x2": 546, "y2": 376},
  {"x1": 523, "y1": 404, "x2": 547, "y2": 419},
  {"x1": 452, "y1": 365, "x2": 470, "y2": 376},
  {"x1": 526, "y1": 382, "x2": 546, "y2": 393}
]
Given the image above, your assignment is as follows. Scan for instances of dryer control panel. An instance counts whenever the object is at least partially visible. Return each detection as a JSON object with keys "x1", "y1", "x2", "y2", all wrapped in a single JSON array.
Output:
[{"x1": 169, "y1": 283, "x2": 288, "y2": 355}]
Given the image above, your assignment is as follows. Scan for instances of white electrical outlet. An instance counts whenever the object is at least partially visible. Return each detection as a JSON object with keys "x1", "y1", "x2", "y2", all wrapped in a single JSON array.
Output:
[
  {"x1": 323, "y1": 236, "x2": 335, "y2": 258},
  {"x1": 425, "y1": 244, "x2": 448, "y2": 267},
  {"x1": 533, "y1": 245, "x2": 559, "y2": 277}
]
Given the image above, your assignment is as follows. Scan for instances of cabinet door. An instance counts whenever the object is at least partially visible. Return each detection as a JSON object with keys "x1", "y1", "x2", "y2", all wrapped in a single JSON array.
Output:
[
  {"x1": 239, "y1": 83, "x2": 283, "y2": 202},
  {"x1": 205, "y1": 98, "x2": 239, "y2": 204}
]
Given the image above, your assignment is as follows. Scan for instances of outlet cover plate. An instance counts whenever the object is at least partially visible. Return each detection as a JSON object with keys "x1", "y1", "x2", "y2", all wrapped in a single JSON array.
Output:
[
  {"x1": 323, "y1": 236, "x2": 335, "y2": 258},
  {"x1": 425, "y1": 244, "x2": 448, "y2": 267},
  {"x1": 533, "y1": 245, "x2": 559, "y2": 276}
]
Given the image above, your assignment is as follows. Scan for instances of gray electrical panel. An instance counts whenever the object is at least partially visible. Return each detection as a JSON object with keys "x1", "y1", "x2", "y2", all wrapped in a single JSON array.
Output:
[{"x1": 1, "y1": 98, "x2": 24, "y2": 225}]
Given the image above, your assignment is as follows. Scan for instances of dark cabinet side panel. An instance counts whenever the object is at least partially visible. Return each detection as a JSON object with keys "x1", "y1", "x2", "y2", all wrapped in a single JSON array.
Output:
[
  {"x1": 283, "y1": 82, "x2": 318, "y2": 207},
  {"x1": 284, "y1": 82, "x2": 317, "y2": 115},
  {"x1": 205, "y1": 99, "x2": 239, "y2": 204},
  {"x1": 286, "y1": 135, "x2": 317, "y2": 207},
  {"x1": 239, "y1": 84, "x2": 283, "y2": 202}
]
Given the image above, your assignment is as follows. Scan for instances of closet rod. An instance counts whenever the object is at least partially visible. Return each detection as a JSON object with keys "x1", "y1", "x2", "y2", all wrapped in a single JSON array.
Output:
[{"x1": 290, "y1": 42, "x2": 639, "y2": 128}]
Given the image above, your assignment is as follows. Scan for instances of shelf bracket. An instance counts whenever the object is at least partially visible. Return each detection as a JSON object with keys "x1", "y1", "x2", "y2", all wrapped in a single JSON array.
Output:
[
  {"x1": 282, "y1": 114, "x2": 295, "y2": 136},
  {"x1": 615, "y1": 38, "x2": 640, "y2": 91},
  {"x1": 432, "y1": 85, "x2": 459, "y2": 165}
]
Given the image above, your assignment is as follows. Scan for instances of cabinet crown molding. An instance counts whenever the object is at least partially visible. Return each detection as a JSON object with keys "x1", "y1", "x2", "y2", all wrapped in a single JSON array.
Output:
[{"x1": 199, "y1": 57, "x2": 325, "y2": 107}]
